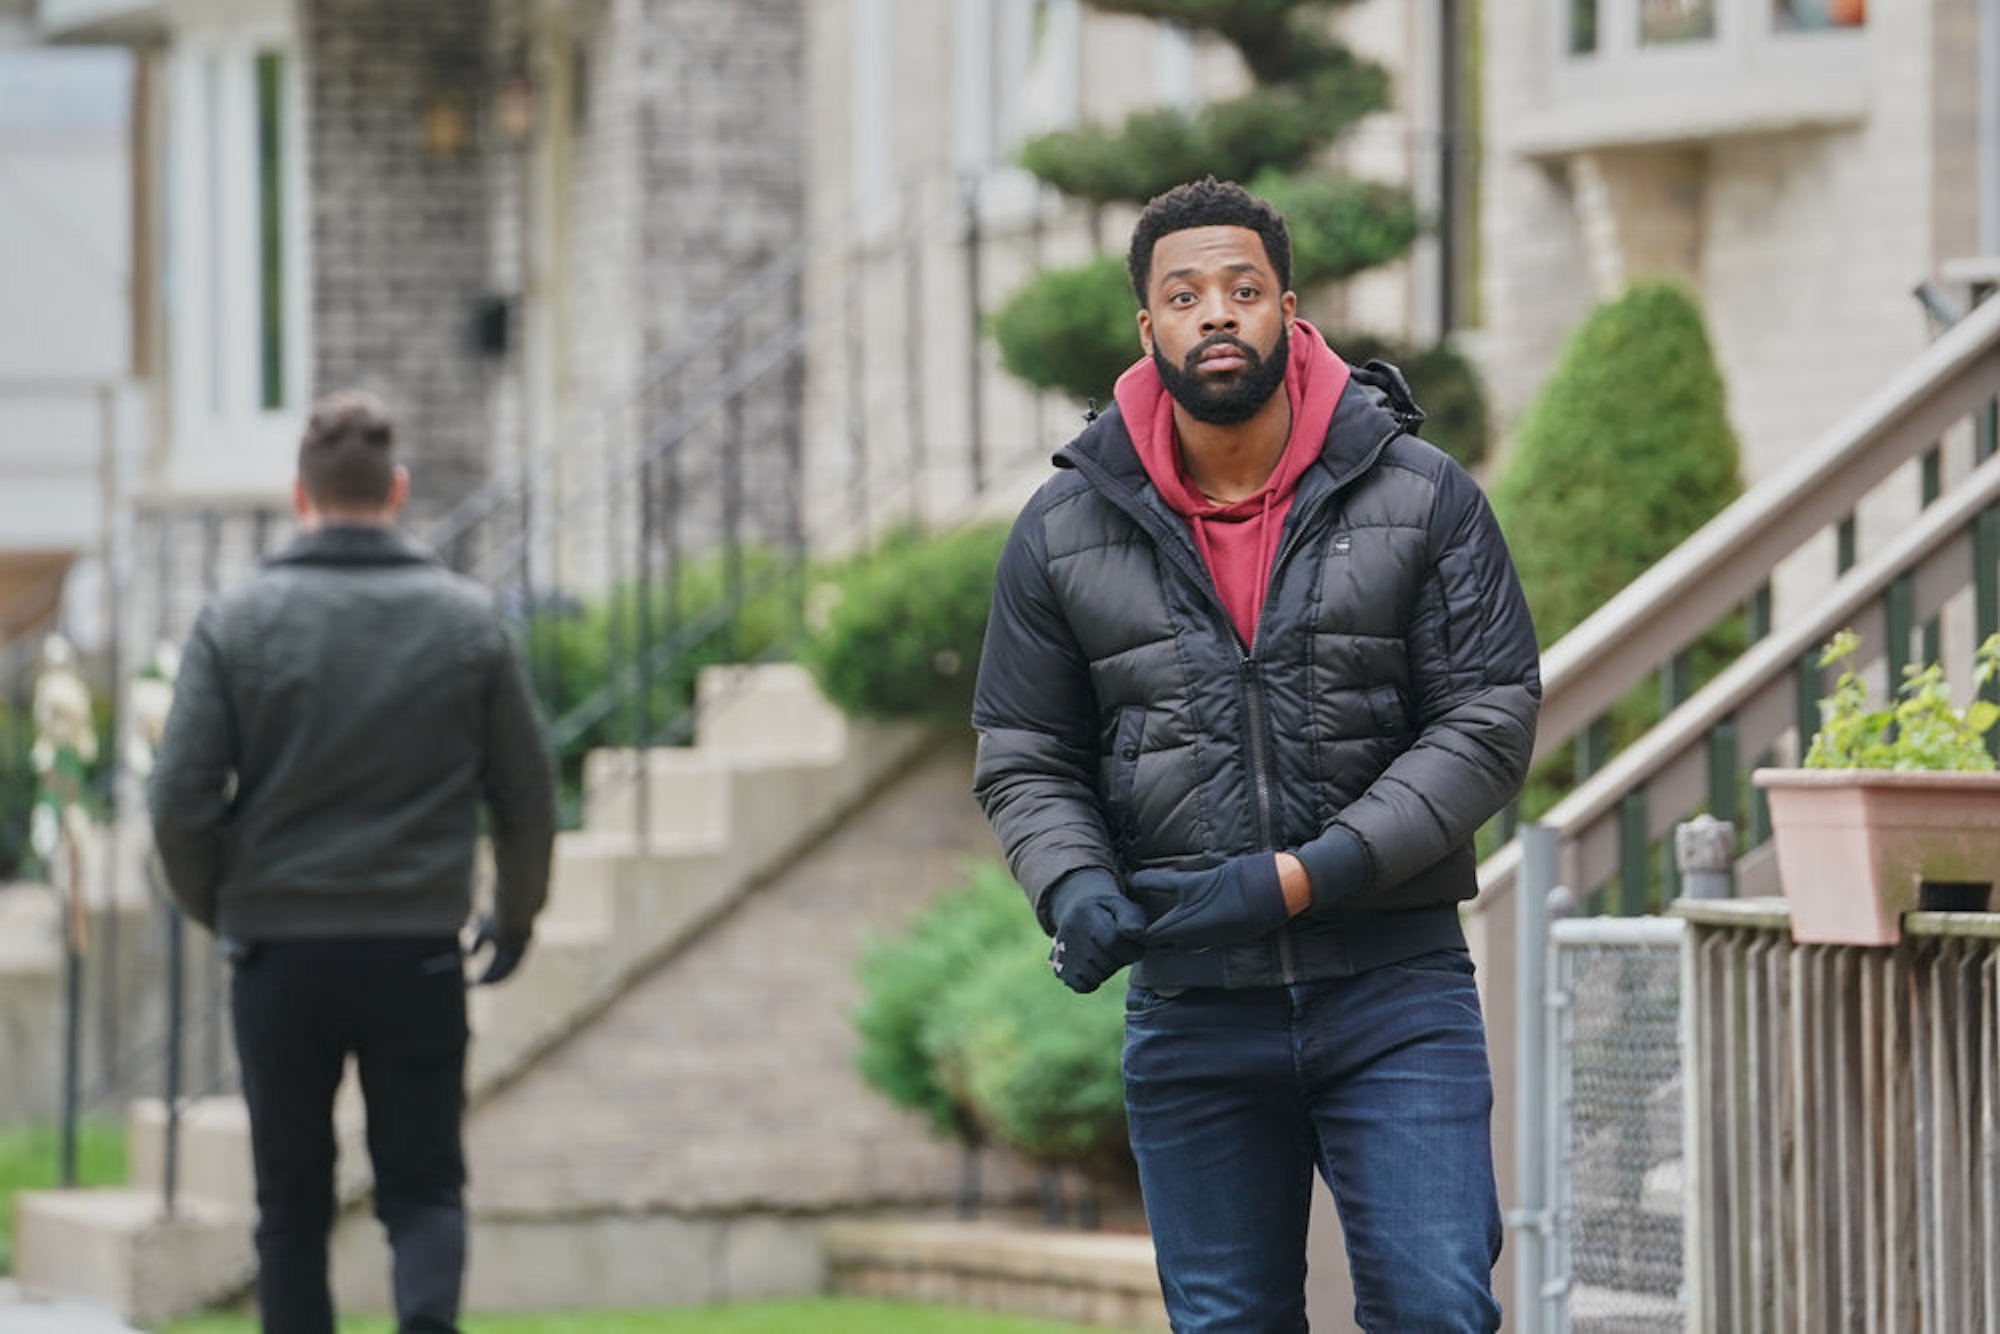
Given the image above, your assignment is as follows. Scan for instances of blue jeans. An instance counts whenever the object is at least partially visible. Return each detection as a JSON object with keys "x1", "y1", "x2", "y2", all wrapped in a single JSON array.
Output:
[{"x1": 1121, "y1": 949, "x2": 1502, "y2": 1333}]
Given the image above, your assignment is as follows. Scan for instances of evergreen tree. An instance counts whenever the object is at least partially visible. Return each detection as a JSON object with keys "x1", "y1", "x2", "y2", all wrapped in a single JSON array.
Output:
[
  {"x1": 991, "y1": 0, "x2": 1484, "y2": 463},
  {"x1": 1493, "y1": 281, "x2": 1742, "y2": 646}
]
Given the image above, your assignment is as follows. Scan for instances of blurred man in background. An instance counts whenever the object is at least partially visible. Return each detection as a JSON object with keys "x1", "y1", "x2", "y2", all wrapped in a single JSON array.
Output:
[{"x1": 149, "y1": 387, "x2": 557, "y2": 1334}]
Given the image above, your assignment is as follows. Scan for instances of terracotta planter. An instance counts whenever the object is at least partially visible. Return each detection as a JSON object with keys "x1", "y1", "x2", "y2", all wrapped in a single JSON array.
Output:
[{"x1": 1752, "y1": 768, "x2": 2000, "y2": 945}]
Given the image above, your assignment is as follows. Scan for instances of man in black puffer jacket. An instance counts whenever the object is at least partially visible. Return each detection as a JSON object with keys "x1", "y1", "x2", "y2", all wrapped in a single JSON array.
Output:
[
  {"x1": 973, "y1": 178, "x2": 1540, "y2": 1332},
  {"x1": 149, "y1": 388, "x2": 556, "y2": 1334}
]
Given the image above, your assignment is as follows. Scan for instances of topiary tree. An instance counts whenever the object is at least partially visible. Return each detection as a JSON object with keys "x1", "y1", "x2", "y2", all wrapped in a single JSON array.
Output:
[
  {"x1": 1492, "y1": 280, "x2": 1744, "y2": 838},
  {"x1": 990, "y1": 0, "x2": 1483, "y2": 461},
  {"x1": 1492, "y1": 281, "x2": 1742, "y2": 646}
]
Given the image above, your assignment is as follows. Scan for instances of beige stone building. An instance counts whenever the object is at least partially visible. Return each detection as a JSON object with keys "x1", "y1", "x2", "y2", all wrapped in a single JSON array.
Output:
[{"x1": 1481, "y1": 0, "x2": 1980, "y2": 497}]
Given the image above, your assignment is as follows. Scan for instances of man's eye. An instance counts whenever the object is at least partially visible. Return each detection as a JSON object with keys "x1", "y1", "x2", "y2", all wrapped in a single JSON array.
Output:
[
  {"x1": 1235, "y1": 287, "x2": 1259, "y2": 301},
  {"x1": 1169, "y1": 292, "x2": 1195, "y2": 306}
]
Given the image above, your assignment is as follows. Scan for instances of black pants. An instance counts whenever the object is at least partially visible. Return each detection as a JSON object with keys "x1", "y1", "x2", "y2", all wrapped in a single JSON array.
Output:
[{"x1": 230, "y1": 935, "x2": 469, "y2": 1334}]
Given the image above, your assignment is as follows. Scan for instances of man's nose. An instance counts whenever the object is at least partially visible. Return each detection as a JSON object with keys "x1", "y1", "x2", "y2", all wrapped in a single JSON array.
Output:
[{"x1": 1199, "y1": 300, "x2": 1237, "y2": 335}]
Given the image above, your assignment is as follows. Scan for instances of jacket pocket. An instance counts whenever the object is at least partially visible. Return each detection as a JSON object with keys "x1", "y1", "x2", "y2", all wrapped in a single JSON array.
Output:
[
  {"x1": 1102, "y1": 707, "x2": 1146, "y2": 851},
  {"x1": 1365, "y1": 683, "x2": 1411, "y2": 737}
]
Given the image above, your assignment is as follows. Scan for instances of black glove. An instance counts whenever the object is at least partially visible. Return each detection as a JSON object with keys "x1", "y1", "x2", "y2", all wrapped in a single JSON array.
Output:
[
  {"x1": 468, "y1": 914, "x2": 531, "y2": 986},
  {"x1": 1293, "y1": 825, "x2": 1370, "y2": 917},
  {"x1": 1046, "y1": 869, "x2": 1147, "y2": 995},
  {"x1": 1133, "y1": 851, "x2": 1289, "y2": 952}
]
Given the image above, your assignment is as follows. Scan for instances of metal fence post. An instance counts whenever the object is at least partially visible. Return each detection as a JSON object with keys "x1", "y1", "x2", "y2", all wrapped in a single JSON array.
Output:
[
  {"x1": 1514, "y1": 821, "x2": 1558, "y2": 1334},
  {"x1": 1675, "y1": 816, "x2": 1736, "y2": 900}
]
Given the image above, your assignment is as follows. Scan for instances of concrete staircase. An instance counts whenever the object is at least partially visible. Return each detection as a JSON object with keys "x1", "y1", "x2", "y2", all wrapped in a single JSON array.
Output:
[{"x1": 11, "y1": 663, "x2": 967, "y2": 1325}]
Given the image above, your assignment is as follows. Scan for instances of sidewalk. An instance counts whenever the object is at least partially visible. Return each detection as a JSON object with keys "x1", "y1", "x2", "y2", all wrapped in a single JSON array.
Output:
[{"x1": 0, "y1": 1281, "x2": 143, "y2": 1332}]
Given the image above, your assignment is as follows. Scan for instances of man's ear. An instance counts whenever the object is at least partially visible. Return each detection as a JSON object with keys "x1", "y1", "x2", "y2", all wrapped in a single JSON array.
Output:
[
  {"x1": 1135, "y1": 308, "x2": 1153, "y2": 358},
  {"x1": 386, "y1": 464, "x2": 411, "y2": 515},
  {"x1": 290, "y1": 478, "x2": 312, "y2": 520}
]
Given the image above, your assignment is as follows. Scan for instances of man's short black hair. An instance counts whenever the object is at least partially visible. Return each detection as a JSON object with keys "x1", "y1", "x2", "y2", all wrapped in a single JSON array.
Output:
[
  {"x1": 1126, "y1": 176, "x2": 1293, "y2": 305},
  {"x1": 299, "y1": 388, "x2": 396, "y2": 510}
]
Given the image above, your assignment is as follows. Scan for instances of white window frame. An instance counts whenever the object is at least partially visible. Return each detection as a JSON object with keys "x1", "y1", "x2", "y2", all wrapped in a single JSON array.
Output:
[
  {"x1": 163, "y1": 0, "x2": 308, "y2": 496},
  {"x1": 1524, "y1": 0, "x2": 1868, "y2": 155},
  {"x1": 954, "y1": 0, "x2": 1077, "y2": 224}
]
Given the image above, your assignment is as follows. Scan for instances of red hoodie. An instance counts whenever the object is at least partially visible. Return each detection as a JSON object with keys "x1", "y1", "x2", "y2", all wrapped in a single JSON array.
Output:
[{"x1": 1114, "y1": 317, "x2": 1350, "y2": 648}]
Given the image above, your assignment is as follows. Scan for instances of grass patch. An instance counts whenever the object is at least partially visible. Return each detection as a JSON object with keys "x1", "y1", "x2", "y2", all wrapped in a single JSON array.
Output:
[
  {"x1": 0, "y1": 1118, "x2": 128, "y2": 1274},
  {"x1": 163, "y1": 1298, "x2": 1127, "y2": 1333}
]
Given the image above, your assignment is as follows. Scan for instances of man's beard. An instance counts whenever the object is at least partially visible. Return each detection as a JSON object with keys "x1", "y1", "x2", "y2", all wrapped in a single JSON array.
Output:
[{"x1": 1153, "y1": 325, "x2": 1291, "y2": 426}]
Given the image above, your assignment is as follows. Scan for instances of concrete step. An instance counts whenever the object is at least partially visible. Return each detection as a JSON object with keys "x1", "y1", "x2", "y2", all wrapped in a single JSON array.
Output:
[
  {"x1": 11, "y1": 1188, "x2": 246, "y2": 1331},
  {"x1": 825, "y1": 1219, "x2": 1169, "y2": 1331},
  {"x1": 0, "y1": 1279, "x2": 144, "y2": 1333},
  {"x1": 123, "y1": 1083, "x2": 371, "y2": 1216},
  {"x1": 12, "y1": 665, "x2": 936, "y2": 1324}
]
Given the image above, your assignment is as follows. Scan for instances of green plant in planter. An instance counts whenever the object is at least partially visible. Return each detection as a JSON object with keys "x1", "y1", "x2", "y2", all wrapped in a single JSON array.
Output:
[{"x1": 1804, "y1": 628, "x2": 2000, "y2": 771}]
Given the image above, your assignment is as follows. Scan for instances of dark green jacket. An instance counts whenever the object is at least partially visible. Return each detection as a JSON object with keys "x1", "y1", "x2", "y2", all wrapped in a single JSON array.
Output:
[{"x1": 148, "y1": 525, "x2": 556, "y2": 942}]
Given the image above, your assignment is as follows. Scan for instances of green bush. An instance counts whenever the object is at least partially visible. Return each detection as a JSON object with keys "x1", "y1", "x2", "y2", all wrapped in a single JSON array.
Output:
[
  {"x1": 928, "y1": 940, "x2": 1131, "y2": 1183},
  {"x1": 1492, "y1": 282, "x2": 1744, "y2": 839},
  {"x1": 1250, "y1": 170, "x2": 1421, "y2": 290},
  {"x1": 801, "y1": 523, "x2": 1009, "y2": 724},
  {"x1": 997, "y1": 1, "x2": 1414, "y2": 409},
  {"x1": 852, "y1": 859, "x2": 1133, "y2": 1188},
  {"x1": 989, "y1": 257, "x2": 1139, "y2": 408},
  {"x1": 851, "y1": 860, "x2": 1040, "y2": 1140},
  {"x1": 1333, "y1": 330, "x2": 1489, "y2": 470},
  {"x1": 525, "y1": 548, "x2": 802, "y2": 808},
  {"x1": 0, "y1": 705, "x2": 35, "y2": 881},
  {"x1": 1493, "y1": 281, "x2": 1742, "y2": 646}
]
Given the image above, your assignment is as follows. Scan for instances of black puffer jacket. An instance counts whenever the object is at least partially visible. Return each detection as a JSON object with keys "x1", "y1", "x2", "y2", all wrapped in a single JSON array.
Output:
[{"x1": 972, "y1": 363, "x2": 1541, "y2": 989}]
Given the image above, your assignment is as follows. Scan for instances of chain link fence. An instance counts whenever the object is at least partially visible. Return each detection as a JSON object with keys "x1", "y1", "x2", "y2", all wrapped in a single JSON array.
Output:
[{"x1": 1550, "y1": 917, "x2": 1686, "y2": 1332}]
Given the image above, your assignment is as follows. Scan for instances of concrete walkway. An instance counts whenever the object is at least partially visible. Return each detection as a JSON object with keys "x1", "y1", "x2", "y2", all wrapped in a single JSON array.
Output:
[
  {"x1": 463, "y1": 733, "x2": 1041, "y2": 1216},
  {"x1": 0, "y1": 1280, "x2": 143, "y2": 1332}
]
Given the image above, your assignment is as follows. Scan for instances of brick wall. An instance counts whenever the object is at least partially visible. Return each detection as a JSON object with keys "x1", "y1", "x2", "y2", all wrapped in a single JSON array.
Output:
[{"x1": 305, "y1": 0, "x2": 503, "y2": 526}]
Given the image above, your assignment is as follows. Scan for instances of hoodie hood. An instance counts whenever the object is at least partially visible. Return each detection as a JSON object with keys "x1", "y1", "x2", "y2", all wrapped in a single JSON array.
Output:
[
  {"x1": 1112, "y1": 316, "x2": 1350, "y2": 522},
  {"x1": 1105, "y1": 318, "x2": 1350, "y2": 646}
]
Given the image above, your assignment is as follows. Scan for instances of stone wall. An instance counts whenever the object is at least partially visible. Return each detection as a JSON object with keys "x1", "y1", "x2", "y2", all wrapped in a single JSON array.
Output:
[{"x1": 304, "y1": 0, "x2": 505, "y2": 526}]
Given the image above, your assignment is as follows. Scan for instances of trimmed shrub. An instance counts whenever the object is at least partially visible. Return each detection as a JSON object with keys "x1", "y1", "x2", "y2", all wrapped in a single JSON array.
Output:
[
  {"x1": 524, "y1": 548, "x2": 802, "y2": 809},
  {"x1": 852, "y1": 858, "x2": 1133, "y2": 1191},
  {"x1": 1333, "y1": 330, "x2": 1490, "y2": 471},
  {"x1": 1251, "y1": 170, "x2": 1420, "y2": 290},
  {"x1": 989, "y1": 256, "x2": 1139, "y2": 408},
  {"x1": 851, "y1": 860, "x2": 1040, "y2": 1141},
  {"x1": 995, "y1": 0, "x2": 1413, "y2": 409},
  {"x1": 927, "y1": 938, "x2": 1131, "y2": 1184},
  {"x1": 1493, "y1": 281, "x2": 1742, "y2": 646},
  {"x1": 1492, "y1": 281, "x2": 1745, "y2": 837},
  {"x1": 801, "y1": 523, "x2": 1009, "y2": 724}
]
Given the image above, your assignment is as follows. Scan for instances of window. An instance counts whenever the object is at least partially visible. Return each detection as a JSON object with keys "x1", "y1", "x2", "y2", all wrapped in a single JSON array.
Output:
[
  {"x1": 1774, "y1": 0, "x2": 1866, "y2": 31},
  {"x1": 165, "y1": 22, "x2": 306, "y2": 491},
  {"x1": 1530, "y1": 0, "x2": 1868, "y2": 155},
  {"x1": 1640, "y1": 0, "x2": 1715, "y2": 45}
]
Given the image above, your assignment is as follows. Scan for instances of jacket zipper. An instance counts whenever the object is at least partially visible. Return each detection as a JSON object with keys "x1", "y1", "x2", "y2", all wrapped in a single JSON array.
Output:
[{"x1": 1238, "y1": 653, "x2": 1297, "y2": 984}]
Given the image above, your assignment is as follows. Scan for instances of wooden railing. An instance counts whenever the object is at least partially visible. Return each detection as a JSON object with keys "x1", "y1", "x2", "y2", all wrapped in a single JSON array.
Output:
[
  {"x1": 1681, "y1": 901, "x2": 2000, "y2": 1333},
  {"x1": 1475, "y1": 288, "x2": 2000, "y2": 1326}
]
